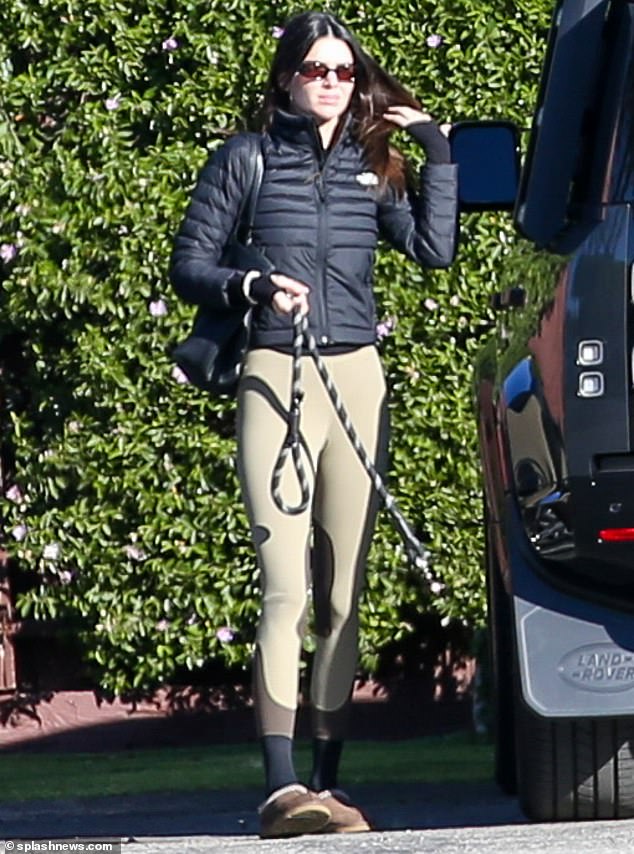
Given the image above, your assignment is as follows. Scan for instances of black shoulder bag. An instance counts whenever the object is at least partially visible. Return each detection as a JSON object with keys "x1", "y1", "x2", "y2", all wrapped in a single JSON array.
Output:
[{"x1": 172, "y1": 135, "x2": 270, "y2": 395}]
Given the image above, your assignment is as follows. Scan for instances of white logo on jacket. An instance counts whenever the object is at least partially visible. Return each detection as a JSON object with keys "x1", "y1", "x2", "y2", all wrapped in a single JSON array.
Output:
[{"x1": 355, "y1": 171, "x2": 379, "y2": 186}]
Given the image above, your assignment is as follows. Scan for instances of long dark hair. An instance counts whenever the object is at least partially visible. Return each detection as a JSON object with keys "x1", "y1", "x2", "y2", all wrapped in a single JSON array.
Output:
[{"x1": 262, "y1": 11, "x2": 420, "y2": 194}]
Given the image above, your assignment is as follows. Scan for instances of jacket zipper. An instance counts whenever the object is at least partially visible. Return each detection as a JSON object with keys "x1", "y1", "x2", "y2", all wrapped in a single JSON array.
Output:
[{"x1": 312, "y1": 125, "x2": 332, "y2": 346}]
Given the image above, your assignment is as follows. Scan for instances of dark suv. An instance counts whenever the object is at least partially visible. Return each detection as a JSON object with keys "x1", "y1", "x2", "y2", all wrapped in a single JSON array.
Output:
[{"x1": 451, "y1": 0, "x2": 634, "y2": 822}]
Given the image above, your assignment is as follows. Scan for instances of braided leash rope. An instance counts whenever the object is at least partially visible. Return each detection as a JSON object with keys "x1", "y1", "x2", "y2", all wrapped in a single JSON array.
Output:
[
  {"x1": 270, "y1": 309, "x2": 311, "y2": 517},
  {"x1": 271, "y1": 309, "x2": 432, "y2": 577}
]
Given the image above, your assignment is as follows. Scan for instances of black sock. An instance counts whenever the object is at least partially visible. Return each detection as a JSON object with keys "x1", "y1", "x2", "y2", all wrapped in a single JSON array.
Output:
[
  {"x1": 309, "y1": 738, "x2": 343, "y2": 792},
  {"x1": 261, "y1": 735, "x2": 299, "y2": 797}
]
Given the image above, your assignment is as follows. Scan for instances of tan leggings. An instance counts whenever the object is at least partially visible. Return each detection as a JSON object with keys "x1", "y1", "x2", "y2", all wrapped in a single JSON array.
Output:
[{"x1": 237, "y1": 346, "x2": 388, "y2": 740}]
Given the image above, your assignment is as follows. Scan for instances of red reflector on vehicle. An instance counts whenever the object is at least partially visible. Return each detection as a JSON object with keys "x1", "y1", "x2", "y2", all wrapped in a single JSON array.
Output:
[{"x1": 599, "y1": 528, "x2": 634, "y2": 542}]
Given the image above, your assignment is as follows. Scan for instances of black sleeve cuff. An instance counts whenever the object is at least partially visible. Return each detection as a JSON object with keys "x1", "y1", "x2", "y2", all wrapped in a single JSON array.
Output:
[
  {"x1": 249, "y1": 273, "x2": 278, "y2": 306},
  {"x1": 407, "y1": 121, "x2": 451, "y2": 164},
  {"x1": 226, "y1": 272, "x2": 249, "y2": 308},
  {"x1": 226, "y1": 272, "x2": 278, "y2": 308}
]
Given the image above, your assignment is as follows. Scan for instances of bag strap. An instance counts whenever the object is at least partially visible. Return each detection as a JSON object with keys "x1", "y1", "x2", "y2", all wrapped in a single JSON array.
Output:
[{"x1": 235, "y1": 134, "x2": 265, "y2": 246}]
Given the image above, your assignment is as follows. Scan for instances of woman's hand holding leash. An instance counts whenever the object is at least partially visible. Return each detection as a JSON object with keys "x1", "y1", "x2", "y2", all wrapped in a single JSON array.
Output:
[
  {"x1": 242, "y1": 271, "x2": 310, "y2": 315},
  {"x1": 270, "y1": 273, "x2": 310, "y2": 316}
]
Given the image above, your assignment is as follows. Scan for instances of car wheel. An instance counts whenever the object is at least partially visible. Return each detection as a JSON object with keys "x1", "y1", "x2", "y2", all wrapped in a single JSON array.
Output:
[{"x1": 515, "y1": 700, "x2": 634, "y2": 820}]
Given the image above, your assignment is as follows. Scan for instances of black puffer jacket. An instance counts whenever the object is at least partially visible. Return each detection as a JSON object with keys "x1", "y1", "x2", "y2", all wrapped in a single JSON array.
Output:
[{"x1": 170, "y1": 109, "x2": 458, "y2": 349}]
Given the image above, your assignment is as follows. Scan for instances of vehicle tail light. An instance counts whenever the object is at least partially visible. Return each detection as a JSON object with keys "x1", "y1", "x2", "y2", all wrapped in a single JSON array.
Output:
[{"x1": 599, "y1": 528, "x2": 634, "y2": 542}]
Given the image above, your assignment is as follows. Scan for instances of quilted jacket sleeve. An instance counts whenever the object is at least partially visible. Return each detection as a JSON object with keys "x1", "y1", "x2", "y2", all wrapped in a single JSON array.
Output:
[
  {"x1": 377, "y1": 162, "x2": 459, "y2": 268},
  {"x1": 169, "y1": 134, "x2": 254, "y2": 311}
]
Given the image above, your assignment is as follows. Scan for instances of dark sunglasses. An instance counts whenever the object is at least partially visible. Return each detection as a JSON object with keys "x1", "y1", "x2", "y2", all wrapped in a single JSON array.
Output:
[{"x1": 296, "y1": 61, "x2": 356, "y2": 82}]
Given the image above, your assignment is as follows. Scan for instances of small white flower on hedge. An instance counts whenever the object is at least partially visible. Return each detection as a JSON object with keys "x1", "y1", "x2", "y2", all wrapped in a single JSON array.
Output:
[
  {"x1": 0, "y1": 243, "x2": 18, "y2": 263},
  {"x1": 216, "y1": 626, "x2": 235, "y2": 643},
  {"x1": 376, "y1": 316, "x2": 396, "y2": 340},
  {"x1": 149, "y1": 298, "x2": 168, "y2": 317},
  {"x1": 124, "y1": 544, "x2": 147, "y2": 561},
  {"x1": 161, "y1": 36, "x2": 178, "y2": 51},
  {"x1": 6, "y1": 484, "x2": 23, "y2": 503},
  {"x1": 105, "y1": 96, "x2": 120, "y2": 111},
  {"x1": 43, "y1": 543, "x2": 61, "y2": 561},
  {"x1": 12, "y1": 524, "x2": 28, "y2": 542},
  {"x1": 426, "y1": 34, "x2": 443, "y2": 48}
]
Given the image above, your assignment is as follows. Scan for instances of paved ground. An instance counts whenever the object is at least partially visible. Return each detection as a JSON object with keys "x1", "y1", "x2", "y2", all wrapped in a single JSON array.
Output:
[
  {"x1": 123, "y1": 822, "x2": 634, "y2": 853},
  {"x1": 2, "y1": 783, "x2": 634, "y2": 853},
  {"x1": 0, "y1": 781, "x2": 523, "y2": 838}
]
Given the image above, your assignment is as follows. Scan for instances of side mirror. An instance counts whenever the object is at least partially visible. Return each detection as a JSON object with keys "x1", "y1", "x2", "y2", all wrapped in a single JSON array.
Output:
[{"x1": 449, "y1": 121, "x2": 521, "y2": 211}]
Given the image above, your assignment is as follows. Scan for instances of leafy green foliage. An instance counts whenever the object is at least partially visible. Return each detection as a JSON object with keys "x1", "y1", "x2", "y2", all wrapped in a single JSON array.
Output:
[{"x1": 0, "y1": 0, "x2": 552, "y2": 694}]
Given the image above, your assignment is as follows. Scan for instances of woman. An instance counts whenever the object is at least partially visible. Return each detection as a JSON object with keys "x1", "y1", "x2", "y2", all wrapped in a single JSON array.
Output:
[{"x1": 170, "y1": 10, "x2": 458, "y2": 839}]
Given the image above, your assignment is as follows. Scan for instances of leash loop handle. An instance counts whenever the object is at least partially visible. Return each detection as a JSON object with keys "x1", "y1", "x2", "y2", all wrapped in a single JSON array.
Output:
[{"x1": 271, "y1": 311, "x2": 311, "y2": 515}]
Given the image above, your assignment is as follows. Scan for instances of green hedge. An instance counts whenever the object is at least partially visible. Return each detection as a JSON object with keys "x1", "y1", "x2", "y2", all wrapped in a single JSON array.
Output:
[{"x1": 0, "y1": 0, "x2": 552, "y2": 695}]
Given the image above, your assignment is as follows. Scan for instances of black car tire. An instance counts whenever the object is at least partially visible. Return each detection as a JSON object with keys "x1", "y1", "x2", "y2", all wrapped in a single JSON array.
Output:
[
  {"x1": 515, "y1": 697, "x2": 634, "y2": 820},
  {"x1": 487, "y1": 519, "x2": 634, "y2": 819}
]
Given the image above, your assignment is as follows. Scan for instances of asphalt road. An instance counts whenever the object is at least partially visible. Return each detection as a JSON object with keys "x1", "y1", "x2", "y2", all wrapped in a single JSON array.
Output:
[
  {"x1": 2, "y1": 782, "x2": 634, "y2": 853},
  {"x1": 124, "y1": 824, "x2": 634, "y2": 853}
]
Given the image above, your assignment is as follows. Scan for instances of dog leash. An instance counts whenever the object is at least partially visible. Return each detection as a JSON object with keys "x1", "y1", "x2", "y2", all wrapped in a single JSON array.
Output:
[{"x1": 271, "y1": 309, "x2": 432, "y2": 576}]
